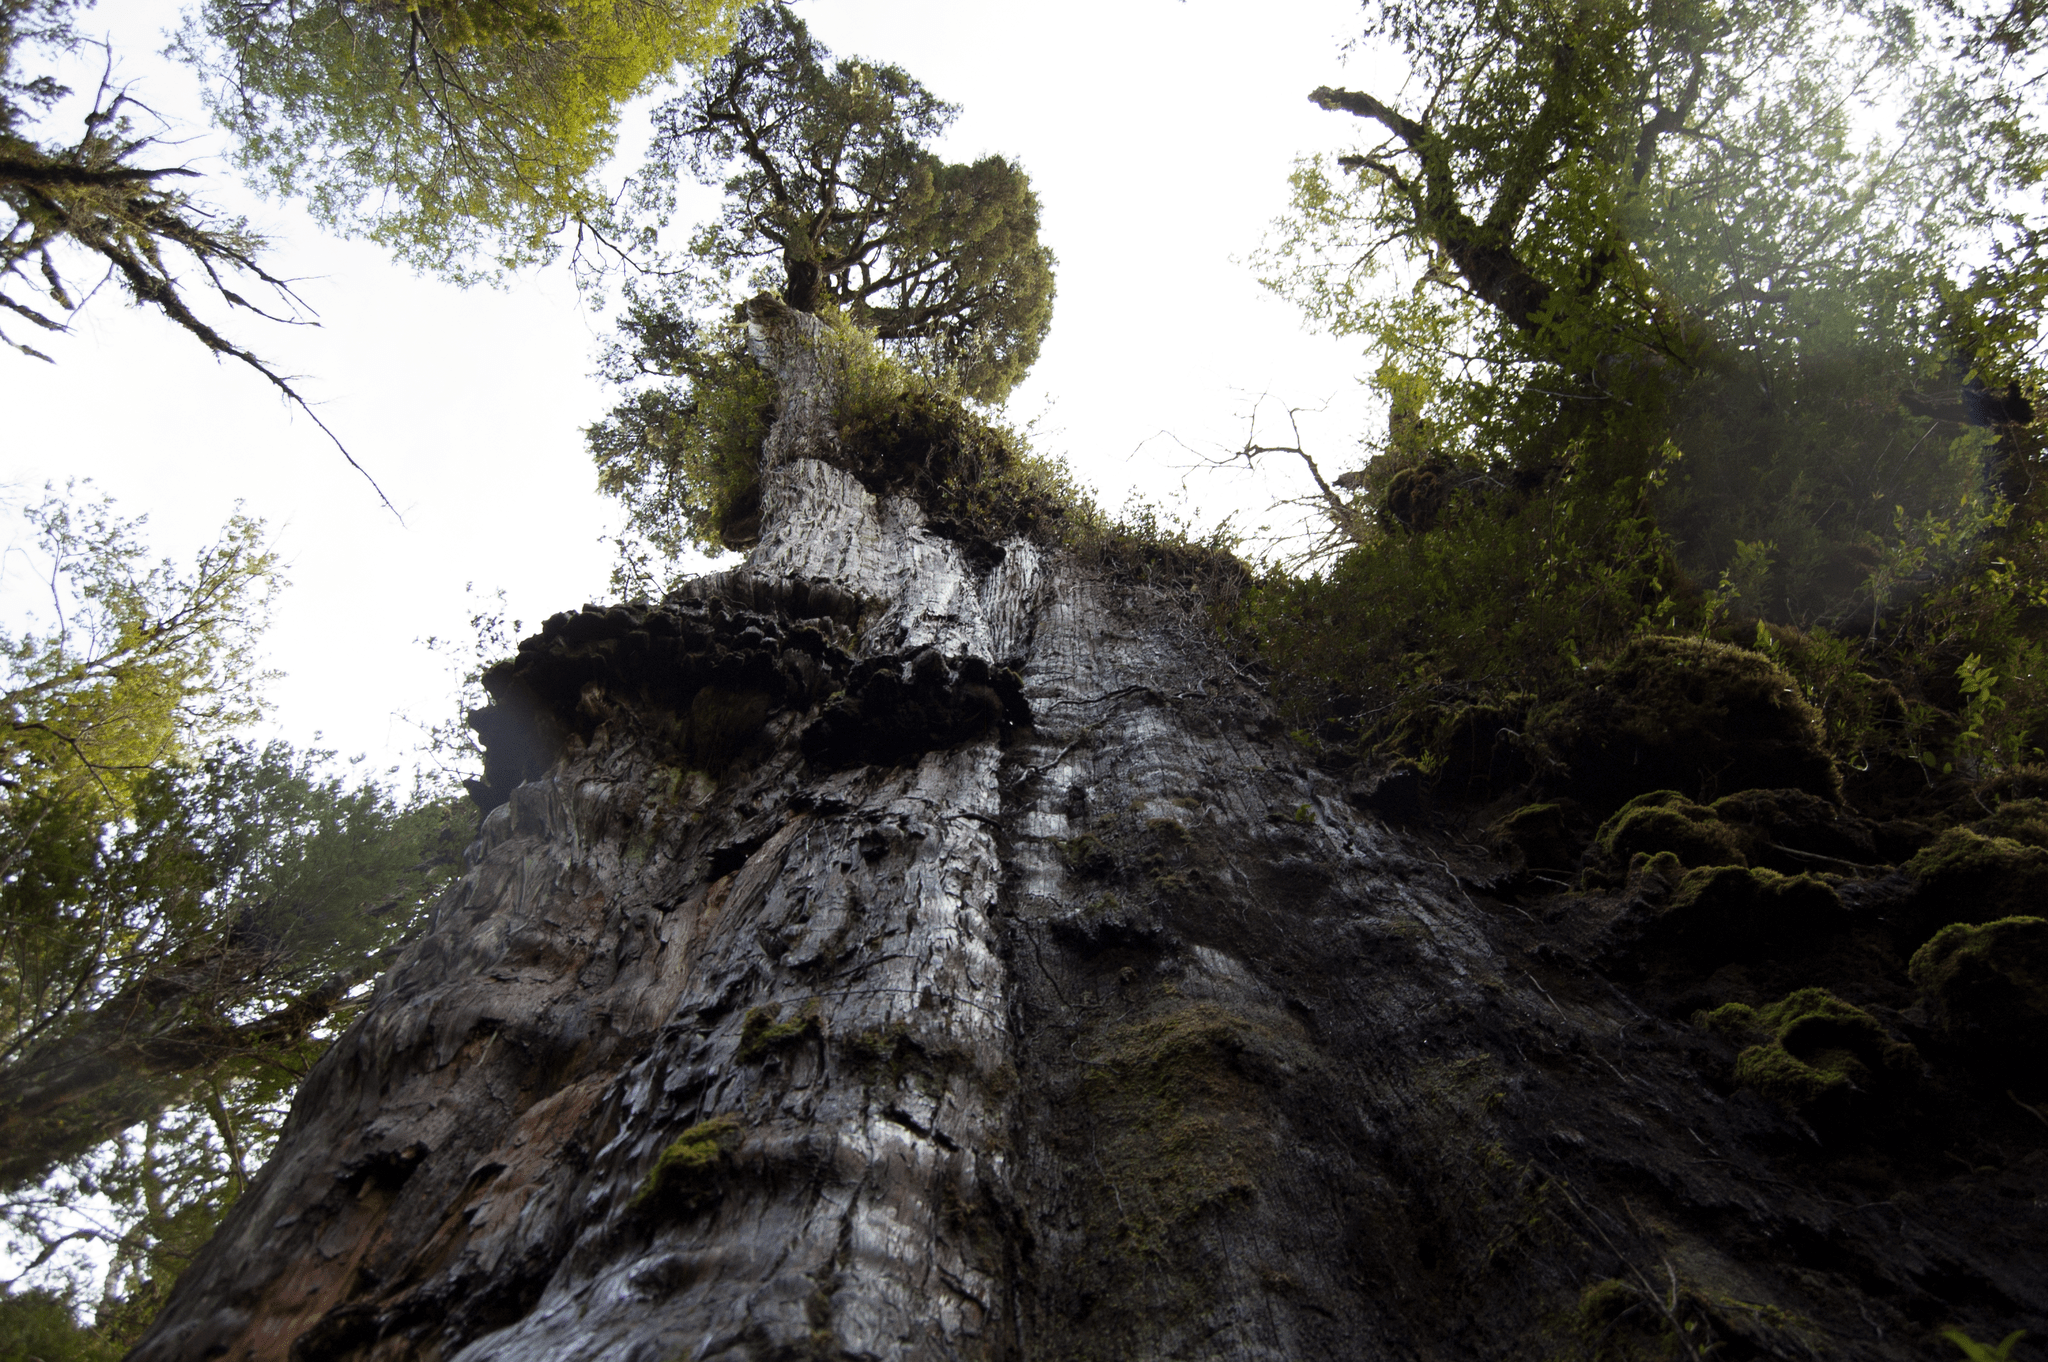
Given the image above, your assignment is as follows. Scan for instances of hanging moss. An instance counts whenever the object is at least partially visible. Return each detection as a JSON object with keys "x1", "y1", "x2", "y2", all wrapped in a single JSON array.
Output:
[
  {"x1": 1908, "y1": 917, "x2": 2048, "y2": 1064},
  {"x1": 1698, "y1": 988, "x2": 1917, "y2": 1116},
  {"x1": 633, "y1": 1115, "x2": 745, "y2": 1217}
]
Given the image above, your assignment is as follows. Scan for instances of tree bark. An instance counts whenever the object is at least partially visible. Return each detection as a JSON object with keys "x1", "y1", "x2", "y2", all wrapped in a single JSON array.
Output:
[{"x1": 131, "y1": 300, "x2": 2043, "y2": 1361}]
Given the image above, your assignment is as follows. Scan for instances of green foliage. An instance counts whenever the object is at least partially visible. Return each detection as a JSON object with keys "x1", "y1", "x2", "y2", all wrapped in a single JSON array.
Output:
[
  {"x1": 1943, "y1": 1329, "x2": 2029, "y2": 1362},
  {"x1": 595, "y1": 301, "x2": 1104, "y2": 585},
  {"x1": 1243, "y1": 0, "x2": 2048, "y2": 809},
  {"x1": 634, "y1": 4, "x2": 1054, "y2": 399},
  {"x1": 1238, "y1": 456, "x2": 1681, "y2": 760},
  {"x1": 179, "y1": 0, "x2": 744, "y2": 279},
  {"x1": 2, "y1": 483, "x2": 280, "y2": 820},
  {"x1": 1265, "y1": 0, "x2": 2041, "y2": 601},
  {"x1": 0, "y1": 739, "x2": 466, "y2": 1332},
  {"x1": 0, "y1": 487, "x2": 465, "y2": 1339},
  {"x1": 1, "y1": 8, "x2": 389, "y2": 502},
  {"x1": 590, "y1": 313, "x2": 775, "y2": 567},
  {"x1": 590, "y1": 4, "x2": 1070, "y2": 582},
  {"x1": 0, "y1": 1287, "x2": 120, "y2": 1360}
]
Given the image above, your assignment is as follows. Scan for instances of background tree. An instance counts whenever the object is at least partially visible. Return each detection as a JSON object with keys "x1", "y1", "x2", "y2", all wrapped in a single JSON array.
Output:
[
  {"x1": 177, "y1": 0, "x2": 746, "y2": 280},
  {"x1": 8, "y1": 0, "x2": 746, "y2": 510},
  {"x1": 0, "y1": 485, "x2": 465, "y2": 1347},
  {"x1": 0, "y1": 0, "x2": 401, "y2": 505},
  {"x1": 1247, "y1": 0, "x2": 2048, "y2": 778}
]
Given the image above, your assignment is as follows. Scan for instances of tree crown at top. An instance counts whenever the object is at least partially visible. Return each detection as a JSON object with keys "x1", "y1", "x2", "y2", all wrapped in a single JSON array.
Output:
[
  {"x1": 638, "y1": 3, "x2": 1054, "y2": 402},
  {"x1": 1259, "y1": 0, "x2": 2046, "y2": 623},
  {"x1": 180, "y1": 0, "x2": 746, "y2": 280}
]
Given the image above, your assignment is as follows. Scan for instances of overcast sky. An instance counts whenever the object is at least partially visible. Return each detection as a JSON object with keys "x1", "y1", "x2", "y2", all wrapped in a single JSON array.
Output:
[{"x1": 2, "y1": 0, "x2": 1400, "y2": 779}]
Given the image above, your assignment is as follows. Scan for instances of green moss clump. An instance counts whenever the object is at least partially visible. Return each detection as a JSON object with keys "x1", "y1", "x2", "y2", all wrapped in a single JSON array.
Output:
[
  {"x1": 828, "y1": 321, "x2": 1088, "y2": 546},
  {"x1": 1696, "y1": 1000, "x2": 1770, "y2": 1046},
  {"x1": 1905, "y1": 828, "x2": 2048, "y2": 927},
  {"x1": 837, "y1": 387, "x2": 1046, "y2": 529},
  {"x1": 842, "y1": 1022, "x2": 918, "y2": 1079},
  {"x1": 1649, "y1": 865, "x2": 1845, "y2": 963},
  {"x1": 1595, "y1": 790, "x2": 1747, "y2": 867},
  {"x1": 841, "y1": 1021, "x2": 987, "y2": 1097},
  {"x1": 1699, "y1": 988, "x2": 1917, "y2": 1116},
  {"x1": 1705, "y1": 787, "x2": 1880, "y2": 869},
  {"x1": 738, "y1": 1000, "x2": 823, "y2": 1063},
  {"x1": 1529, "y1": 635, "x2": 1839, "y2": 810},
  {"x1": 1490, "y1": 801, "x2": 1579, "y2": 870},
  {"x1": 1577, "y1": 1276, "x2": 1643, "y2": 1328},
  {"x1": 634, "y1": 1115, "x2": 745, "y2": 1216},
  {"x1": 1080, "y1": 1004, "x2": 1317, "y2": 1253},
  {"x1": 1908, "y1": 917, "x2": 2048, "y2": 1060},
  {"x1": 1624, "y1": 849, "x2": 1687, "y2": 897},
  {"x1": 1968, "y1": 797, "x2": 2048, "y2": 849},
  {"x1": 1379, "y1": 694, "x2": 1536, "y2": 802}
]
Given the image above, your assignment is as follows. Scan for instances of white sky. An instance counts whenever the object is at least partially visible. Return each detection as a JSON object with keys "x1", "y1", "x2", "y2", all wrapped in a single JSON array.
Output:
[{"x1": 2, "y1": 0, "x2": 1400, "y2": 777}]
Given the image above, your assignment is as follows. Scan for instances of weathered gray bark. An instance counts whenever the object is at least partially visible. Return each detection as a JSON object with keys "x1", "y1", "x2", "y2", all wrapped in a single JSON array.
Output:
[{"x1": 132, "y1": 300, "x2": 2043, "y2": 1362}]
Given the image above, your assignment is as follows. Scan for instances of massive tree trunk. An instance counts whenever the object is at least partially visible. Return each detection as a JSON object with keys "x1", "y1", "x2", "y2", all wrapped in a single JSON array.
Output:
[{"x1": 133, "y1": 300, "x2": 2042, "y2": 1362}]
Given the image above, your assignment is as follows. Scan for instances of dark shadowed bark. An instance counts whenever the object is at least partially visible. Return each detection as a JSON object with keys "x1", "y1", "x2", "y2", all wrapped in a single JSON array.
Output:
[{"x1": 131, "y1": 301, "x2": 2045, "y2": 1362}]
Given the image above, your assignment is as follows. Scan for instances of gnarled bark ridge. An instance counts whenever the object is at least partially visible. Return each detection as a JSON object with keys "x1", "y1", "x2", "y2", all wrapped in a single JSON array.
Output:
[{"x1": 134, "y1": 300, "x2": 2043, "y2": 1362}]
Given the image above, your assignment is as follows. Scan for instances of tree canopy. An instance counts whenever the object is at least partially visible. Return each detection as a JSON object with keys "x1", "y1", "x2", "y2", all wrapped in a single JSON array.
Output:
[
  {"x1": 178, "y1": 0, "x2": 745, "y2": 280},
  {"x1": 633, "y1": 3, "x2": 1055, "y2": 400},
  {"x1": 1244, "y1": 0, "x2": 2048, "y2": 793},
  {"x1": 6, "y1": 0, "x2": 746, "y2": 513},
  {"x1": 1, "y1": 0, "x2": 400, "y2": 504},
  {"x1": 1260, "y1": 0, "x2": 2045, "y2": 606}
]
